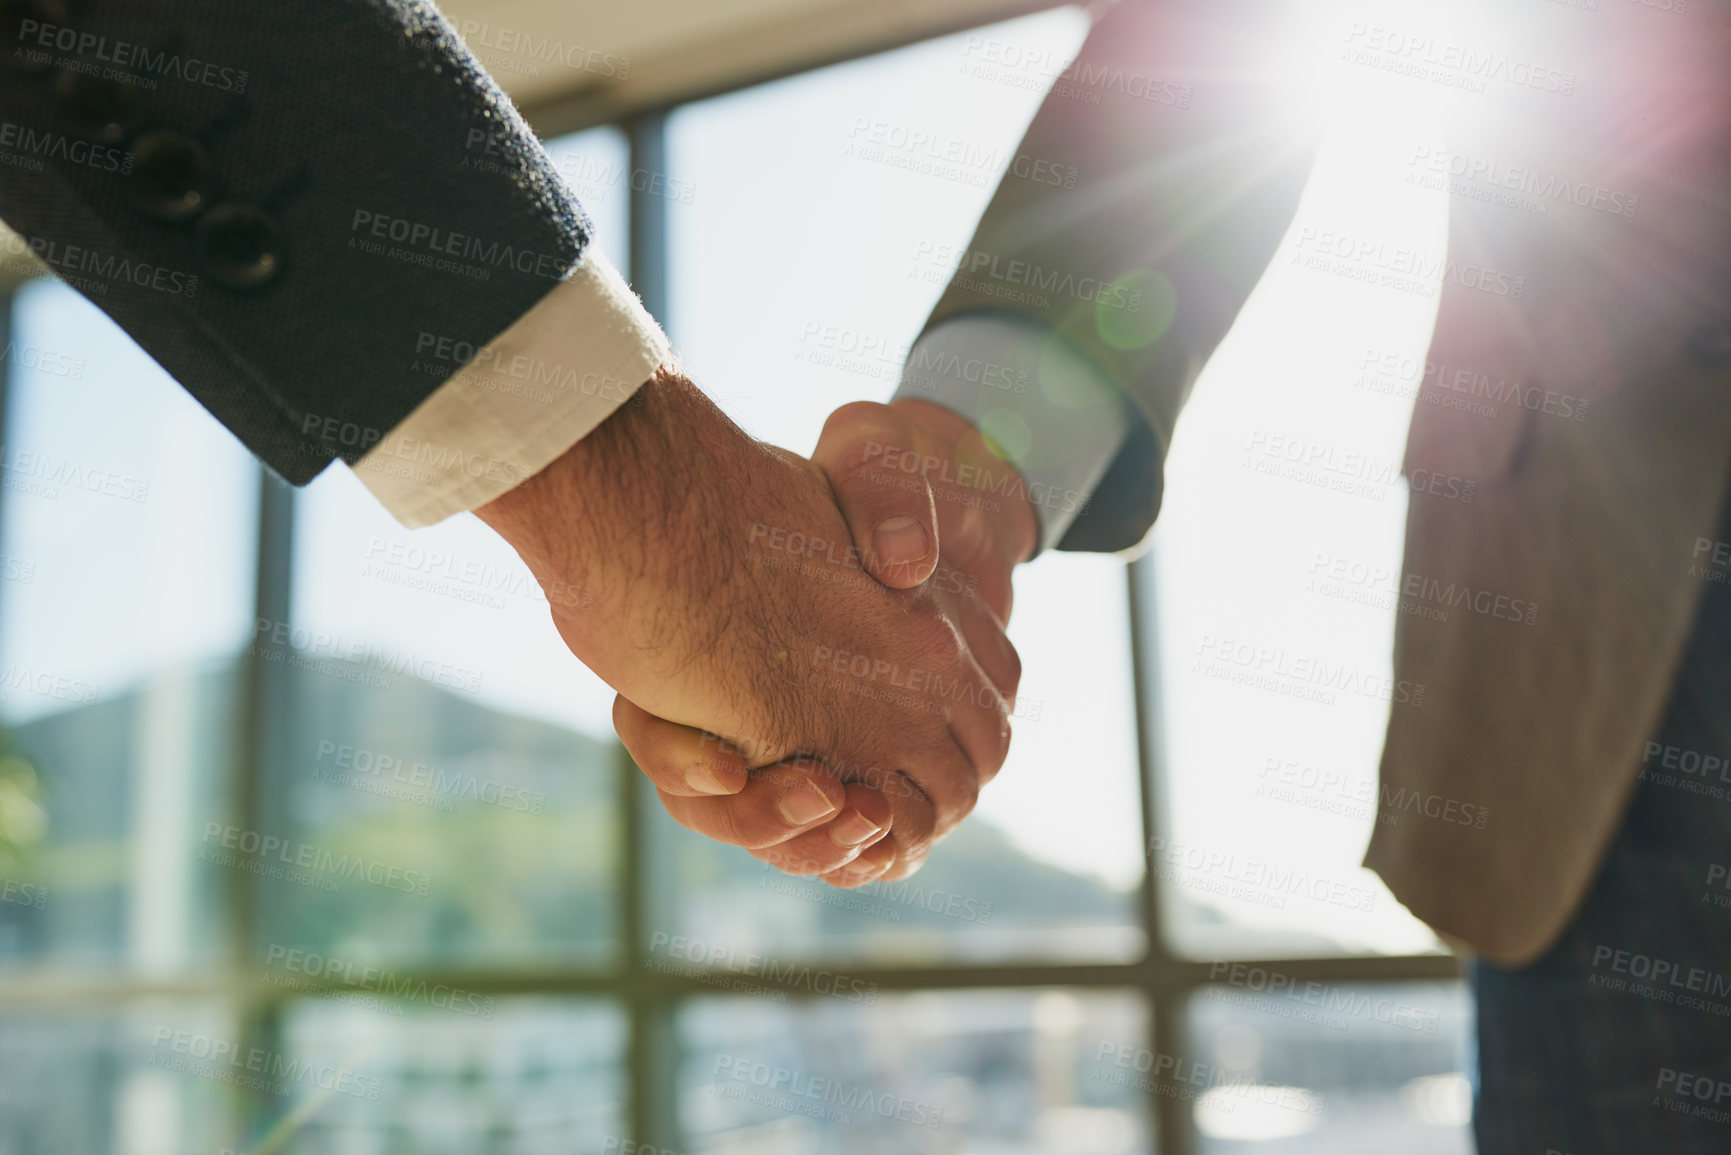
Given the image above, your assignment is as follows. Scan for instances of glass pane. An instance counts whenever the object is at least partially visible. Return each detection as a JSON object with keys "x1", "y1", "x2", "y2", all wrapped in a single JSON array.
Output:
[
  {"x1": 1143, "y1": 33, "x2": 1457, "y2": 958},
  {"x1": 659, "y1": 9, "x2": 1142, "y2": 963},
  {"x1": 256, "y1": 130, "x2": 627, "y2": 970},
  {"x1": 0, "y1": 280, "x2": 258, "y2": 976},
  {"x1": 272, "y1": 997, "x2": 626, "y2": 1154},
  {"x1": 1186, "y1": 980, "x2": 1472, "y2": 1153},
  {"x1": 679, "y1": 989, "x2": 1149, "y2": 1154},
  {"x1": 0, "y1": 1001, "x2": 242, "y2": 1153},
  {"x1": 541, "y1": 127, "x2": 631, "y2": 275}
]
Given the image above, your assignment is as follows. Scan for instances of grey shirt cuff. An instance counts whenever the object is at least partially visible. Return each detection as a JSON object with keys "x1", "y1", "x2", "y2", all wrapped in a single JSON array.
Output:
[{"x1": 895, "y1": 313, "x2": 1130, "y2": 553}]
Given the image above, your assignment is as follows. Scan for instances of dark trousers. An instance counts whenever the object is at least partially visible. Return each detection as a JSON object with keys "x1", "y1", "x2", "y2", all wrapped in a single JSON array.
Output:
[{"x1": 1473, "y1": 550, "x2": 1731, "y2": 1152}]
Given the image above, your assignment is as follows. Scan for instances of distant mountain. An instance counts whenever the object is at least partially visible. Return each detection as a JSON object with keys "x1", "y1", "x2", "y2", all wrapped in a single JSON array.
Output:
[{"x1": 3, "y1": 649, "x2": 1142, "y2": 971}]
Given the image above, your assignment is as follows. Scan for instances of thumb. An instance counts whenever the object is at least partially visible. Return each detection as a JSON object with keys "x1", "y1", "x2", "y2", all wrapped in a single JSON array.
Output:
[{"x1": 812, "y1": 400, "x2": 939, "y2": 589}]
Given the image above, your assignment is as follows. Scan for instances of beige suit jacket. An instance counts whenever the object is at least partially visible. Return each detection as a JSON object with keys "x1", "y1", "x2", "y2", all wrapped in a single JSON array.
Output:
[{"x1": 925, "y1": 0, "x2": 1731, "y2": 964}]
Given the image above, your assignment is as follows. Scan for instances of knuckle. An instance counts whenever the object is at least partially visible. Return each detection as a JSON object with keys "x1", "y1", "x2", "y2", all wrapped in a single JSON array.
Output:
[
  {"x1": 882, "y1": 848, "x2": 926, "y2": 882},
  {"x1": 905, "y1": 610, "x2": 965, "y2": 669},
  {"x1": 821, "y1": 399, "x2": 896, "y2": 441},
  {"x1": 1000, "y1": 641, "x2": 1024, "y2": 697},
  {"x1": 642, "y1": 746, "x2": 686, "y2": 788},
  {"x1": 820, "y1": 404, "x2": 896, "y2": 469},
  {"x1": 715, "y1": 804, "x2": 782, "y2": 851},
  {"x1": 709, "y1": 805, "x2": 748, "y2": 847},
  {"x1": 927, "y1": 758, "x2": 980, "y2": 827},
  {"x1": 953, "y1": 769, "x2": 982, "y2": 817},
  {"x1": 984, "y1": 720, "x2": 1012, "y2": 774}
]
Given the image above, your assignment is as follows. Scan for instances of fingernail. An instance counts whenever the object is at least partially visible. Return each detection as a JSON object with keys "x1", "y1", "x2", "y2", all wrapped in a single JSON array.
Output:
[
  {"x1": 828, "y1": 809, "x2": 883, "y2": 848},
  {"x1": 872, "y1": 516, "x2": 930, "y2": 569},
  {"x1": 684, "y1": 760, "x2": 737, "y2": 796},
  {"x1": 835, "y1": 851, "x2": 889, "y2": 883},
  {"x1": 776, "y1": 780, "x2": 838, "y2": 826}
]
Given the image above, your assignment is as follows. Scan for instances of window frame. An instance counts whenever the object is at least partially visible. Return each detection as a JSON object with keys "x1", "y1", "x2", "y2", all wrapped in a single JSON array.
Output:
[{"x1": 0, "y1": 42, "x2": 1463, "y2": 1155}]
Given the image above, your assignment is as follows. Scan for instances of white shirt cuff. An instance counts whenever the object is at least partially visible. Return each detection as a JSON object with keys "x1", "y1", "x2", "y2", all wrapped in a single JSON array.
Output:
[
  {"x1": 895, "y1": 314, "x2": 1129, "y2": 553},
  {"x1": 353, "y1": 251, "x2": 670, "y2": 529}
]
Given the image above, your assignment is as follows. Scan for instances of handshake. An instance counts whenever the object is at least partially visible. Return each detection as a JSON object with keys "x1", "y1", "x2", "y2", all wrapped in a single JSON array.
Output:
[{"x1": 475, "y1": 367, "x2": 1037, "y2": 887}]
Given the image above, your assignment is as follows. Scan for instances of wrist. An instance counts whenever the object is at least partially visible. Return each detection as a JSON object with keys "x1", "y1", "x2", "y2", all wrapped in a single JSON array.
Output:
[
  {"x1": 473, "y1": 366, "x2": 831, "y2": 755},
  {"x1": 475, "y1": 363, "x2": 738, "y2": 646}
]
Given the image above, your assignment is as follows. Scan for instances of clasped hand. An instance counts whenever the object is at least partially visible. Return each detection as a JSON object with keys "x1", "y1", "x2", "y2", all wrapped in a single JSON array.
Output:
[{"x1": 480, "y1": 369, "x2": 1033, "y2": 888}]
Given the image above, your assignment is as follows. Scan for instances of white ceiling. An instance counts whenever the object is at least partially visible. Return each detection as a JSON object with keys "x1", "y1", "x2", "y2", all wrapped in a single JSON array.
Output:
[{"x1": 442, "y1": 0, "x2": 1063, "y2": 133}]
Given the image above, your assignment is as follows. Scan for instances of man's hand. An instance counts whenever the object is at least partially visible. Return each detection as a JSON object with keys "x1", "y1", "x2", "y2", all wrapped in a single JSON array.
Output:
[
  {"x1": 604, "y1": 393, "x2": 1039, "y2": 886},
  {"x1": 475, "y1": 370, "x2": 1024, "y2": 885},
  {"x1": 812, "y1": 397, "x2": 1035, "y2": 623}
]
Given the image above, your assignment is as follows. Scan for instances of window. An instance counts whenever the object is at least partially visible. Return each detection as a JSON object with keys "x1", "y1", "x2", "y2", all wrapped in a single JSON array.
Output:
[{"x1": 0, "y1": 9, "x2": 1467, "y2": 1155}]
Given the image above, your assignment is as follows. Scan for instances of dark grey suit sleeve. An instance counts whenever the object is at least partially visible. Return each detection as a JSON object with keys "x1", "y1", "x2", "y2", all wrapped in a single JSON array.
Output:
[
  {"x1": 0, "y1": 0, "x2": 590, "y2": 483},
  {"x1": 919, "y1": 0, "x2": 1322, "y2": 553}
]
